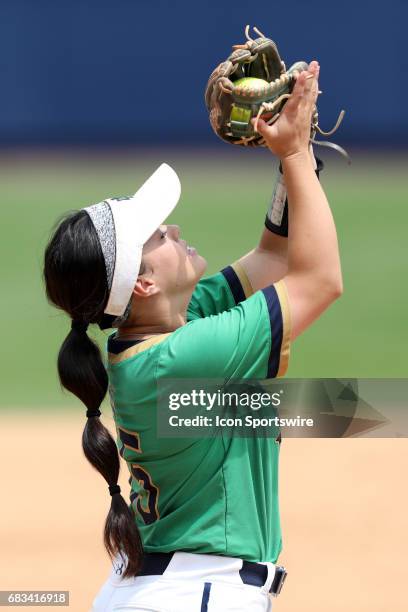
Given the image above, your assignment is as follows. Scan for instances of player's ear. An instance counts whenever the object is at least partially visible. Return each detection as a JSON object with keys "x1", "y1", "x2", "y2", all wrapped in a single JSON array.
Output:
[{"x1": 133, "y1": 275, "x2": 159, "y2": 298}]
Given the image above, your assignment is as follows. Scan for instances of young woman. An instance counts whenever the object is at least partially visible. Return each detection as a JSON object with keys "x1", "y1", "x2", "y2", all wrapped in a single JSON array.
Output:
[{"x1": 43, "y1": 61, "x2": 342, "y2": 611}]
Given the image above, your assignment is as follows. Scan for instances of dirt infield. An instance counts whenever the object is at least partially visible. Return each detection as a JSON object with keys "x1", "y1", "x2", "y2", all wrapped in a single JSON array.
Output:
[{"x1": 0, "y1": 411, "x2": 407, "y2": 611}]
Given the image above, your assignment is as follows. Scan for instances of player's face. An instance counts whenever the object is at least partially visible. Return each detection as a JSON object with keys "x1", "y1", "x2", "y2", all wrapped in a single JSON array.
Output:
[{"x1": 141, "y1": 224, "x2": 207, "y2": 294}]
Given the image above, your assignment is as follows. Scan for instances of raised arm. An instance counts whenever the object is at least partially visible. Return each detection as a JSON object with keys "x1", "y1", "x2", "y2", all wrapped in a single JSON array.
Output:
[
  {"x1": 240, "y1": 61, "x2": 342, "y2": 340},
  {"x1": 237, "y1": 145, "x2": 322, "y2": 290}
]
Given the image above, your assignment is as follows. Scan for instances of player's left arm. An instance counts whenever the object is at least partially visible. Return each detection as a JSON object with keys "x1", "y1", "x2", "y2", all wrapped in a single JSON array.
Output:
[
  {"x1": 187, "y1": 150, "x2": 322, "y2": 320},
  {"x1": 237, "y1": 148, "x2": 323, "y2": 292}
]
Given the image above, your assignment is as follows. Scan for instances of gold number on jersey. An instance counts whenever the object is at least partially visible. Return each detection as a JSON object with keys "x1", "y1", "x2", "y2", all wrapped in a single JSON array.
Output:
[
  {"x1": 116, "y1": 426, "x2": 142, "y2": 458},
  {"x1": 116, "y1": 426, "x2": 160, "y2": 525},
  {"x1": 130, "y1": 464, "x2": 160, "y2": 525}
]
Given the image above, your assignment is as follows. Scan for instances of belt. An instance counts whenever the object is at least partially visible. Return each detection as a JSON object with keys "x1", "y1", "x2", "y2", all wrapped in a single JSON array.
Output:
[{"x1": 138, "y1": 553, "x2": 287, "y2": 597}]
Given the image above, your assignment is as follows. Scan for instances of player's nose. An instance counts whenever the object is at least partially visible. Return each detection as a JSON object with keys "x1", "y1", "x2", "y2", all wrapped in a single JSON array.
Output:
[{"x1": 169, "y1": 224, "x2": 181, "y2": 240}]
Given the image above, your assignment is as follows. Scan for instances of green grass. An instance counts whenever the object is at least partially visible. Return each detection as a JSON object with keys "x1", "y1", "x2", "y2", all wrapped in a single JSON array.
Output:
[{"x1": 0, "y1": 148, "x2": 407, "y2": 409}]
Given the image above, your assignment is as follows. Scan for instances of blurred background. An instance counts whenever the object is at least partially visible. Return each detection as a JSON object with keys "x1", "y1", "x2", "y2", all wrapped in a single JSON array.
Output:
[{"x1": 0, "y1": 2, "x2": 407, "y2": 610}]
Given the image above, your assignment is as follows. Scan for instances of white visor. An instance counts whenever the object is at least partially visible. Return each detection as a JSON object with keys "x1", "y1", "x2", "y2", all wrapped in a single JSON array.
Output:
[{"x1": 84, "y1": 163, "x2": 181, "y2": 317}]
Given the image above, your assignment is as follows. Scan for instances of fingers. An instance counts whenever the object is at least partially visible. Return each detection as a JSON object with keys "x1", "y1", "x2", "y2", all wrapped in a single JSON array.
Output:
[
  {"x1": 283, "y1": 70, "x2": 307, "y2": 116},
  {"x1": 302, "y1": 62, "x2": 319, "y2": 97},
  {"x1": 252, "y1": 116, "x2": 266, "y2": 134},
  {"x1": 308, "y1": 60, "x2": 320, "y2": 74},
  {"x1": 284, "y1": 61, "x2": 320, "y2": 116},
  {"x1": 250, "y1": 59, "x2": 320, "y2": 135}
]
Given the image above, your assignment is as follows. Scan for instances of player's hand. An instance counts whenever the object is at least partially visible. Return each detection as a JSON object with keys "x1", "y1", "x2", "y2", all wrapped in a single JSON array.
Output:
[{"x1": 251, "y1": 60, "x2": 320, "y2": 160}]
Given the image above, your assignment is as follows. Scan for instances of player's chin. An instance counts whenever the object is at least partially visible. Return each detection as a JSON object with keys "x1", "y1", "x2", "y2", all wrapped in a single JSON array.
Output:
[{"x1": 190, "y1": 252, "x2": 207, "y2": 277}]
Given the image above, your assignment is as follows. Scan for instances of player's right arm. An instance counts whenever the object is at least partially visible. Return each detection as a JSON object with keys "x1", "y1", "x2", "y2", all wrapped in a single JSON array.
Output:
[{"x1": 248, "y1": 60, "x2": 343, "y2": 340}]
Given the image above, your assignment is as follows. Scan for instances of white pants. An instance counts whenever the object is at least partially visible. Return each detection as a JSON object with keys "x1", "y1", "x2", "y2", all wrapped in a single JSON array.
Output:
[{"x1": 90, "y1": 552, "x2": 275, "y2": 611}]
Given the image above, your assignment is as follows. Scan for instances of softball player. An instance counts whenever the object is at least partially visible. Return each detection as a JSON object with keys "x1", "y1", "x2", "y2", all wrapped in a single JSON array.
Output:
[{"x1": 43, "y1": 61, "x2": 341, "y2": 611}]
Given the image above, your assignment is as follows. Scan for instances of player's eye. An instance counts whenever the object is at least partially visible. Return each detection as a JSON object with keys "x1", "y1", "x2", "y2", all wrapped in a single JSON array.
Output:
[{"x1": 159, "y1": 230, "x2": 167, "y2": 240}]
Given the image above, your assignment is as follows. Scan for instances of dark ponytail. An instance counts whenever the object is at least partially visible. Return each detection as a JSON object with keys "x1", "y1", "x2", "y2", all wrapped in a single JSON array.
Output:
[{"x1": 44, "y1": 210, "x2": 142, "y2": 578}]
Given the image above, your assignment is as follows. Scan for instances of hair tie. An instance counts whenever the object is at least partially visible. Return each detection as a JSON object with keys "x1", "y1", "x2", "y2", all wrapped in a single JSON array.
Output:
[
  {"x1": 71, "y1": 319, "x2": 89, "y2": 334},
  {"x1": 109, "y1": 484, "x2": 121, "y2": 497},
  {"x1": 86, "y1": 408, "x2": 101, "y2": 418}
]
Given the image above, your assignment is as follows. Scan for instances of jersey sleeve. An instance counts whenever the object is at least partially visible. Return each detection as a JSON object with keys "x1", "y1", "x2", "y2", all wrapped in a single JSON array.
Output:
[
  {"x1": 160, "y1": 280, "x2": 291, "y2": 380},
  {"x1": 187, "y1": 261, "x2": 254, "y2": 321}
]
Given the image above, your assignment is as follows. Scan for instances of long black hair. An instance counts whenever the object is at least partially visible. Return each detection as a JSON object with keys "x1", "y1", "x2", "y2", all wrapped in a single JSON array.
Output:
[{"x1": 43, "y1": 210, "x2": 142, "y2": 578}]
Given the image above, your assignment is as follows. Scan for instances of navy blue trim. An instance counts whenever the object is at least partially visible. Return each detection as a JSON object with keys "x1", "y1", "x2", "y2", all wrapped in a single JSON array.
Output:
[
  {"x1": 138, "y1": 552, "x2": 173, "y2": 576},
  {"x1": 200, "y1": 582, "x2": 212, "y2": 612},
  {"x1": 221, "y1": 265, "x2": 245, "y2": 304},
  {"x1": 107, "y1": 334, "x2": 144, "y2": 355},
  {"x1": 239, "y1": 560, "x2": 268, "y2": 587},
  {"x1": 261, "y1": 286, "x2": 283, "y2": 378}
]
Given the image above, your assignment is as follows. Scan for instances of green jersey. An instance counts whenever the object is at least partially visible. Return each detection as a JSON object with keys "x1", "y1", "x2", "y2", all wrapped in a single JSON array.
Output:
[{"x1": 106, "y1": 262, "x2": 290, "y2": 563}]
